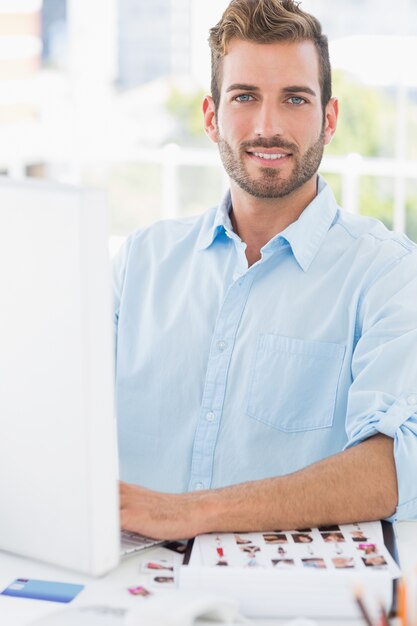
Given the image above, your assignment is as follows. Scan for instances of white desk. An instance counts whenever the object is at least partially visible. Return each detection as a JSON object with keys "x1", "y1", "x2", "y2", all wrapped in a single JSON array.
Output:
[{"x1": 1, "y1": 522, "x2": 416, "y2": 626}]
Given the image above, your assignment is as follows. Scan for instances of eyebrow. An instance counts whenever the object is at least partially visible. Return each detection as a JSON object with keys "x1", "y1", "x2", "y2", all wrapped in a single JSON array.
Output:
[
  {"x1": 226, "y1": 83, "x2": 259, "y2": 93},
  {"x1": 225, "y1": 83, "x2": 317, "y2": 97},
  {"x1": 282, "y1": 85, "x2": 317, "y2": 97}
]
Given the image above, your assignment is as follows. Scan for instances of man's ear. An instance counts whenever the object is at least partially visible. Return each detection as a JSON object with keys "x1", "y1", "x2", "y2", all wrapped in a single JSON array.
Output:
[
  {"x1": 323, "y1": 97, "x2": 338, "y2": 145},
  {"x1": 203, "y1": 96, "x2": 218, "y2": 143}
]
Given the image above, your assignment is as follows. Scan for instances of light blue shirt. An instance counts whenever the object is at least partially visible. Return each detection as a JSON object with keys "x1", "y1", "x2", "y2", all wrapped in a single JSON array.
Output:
[{"x1": 113, "y1": 177, "x2": 417, "y2": 521}]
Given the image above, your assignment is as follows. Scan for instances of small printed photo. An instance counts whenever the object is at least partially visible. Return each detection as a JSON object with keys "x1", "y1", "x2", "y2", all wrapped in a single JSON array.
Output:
[
  {"x1": 332, "y1": 557, "x2": 355, "y2": 569},
  {"x1": 321, "y1": 532, "x2": 345, "y2": 543},
  {"x1": 142, "y1": 560, "x2": 174, "y2": 572},
  {"x1": 234, "y1": 534, "x2": 252, "y2": 545},
  {"x1": 318, "y1": 525, "x2": 340, "y2": 532},
  {"x1": 357, "y1": 543, "x2": 377, "y2": 555},
  {"x1": 245, "y1": 557, "x2": 264, "y2": 568},
  {"x1": 362, "y1": 555, "x2": 388, "y2": 568},
  {"x1": 295, "y1": 528, "x2": 312, "y2": 533},
  {"x1": 127, "y1": 585, "x2": 152, "y2": 597},
  {"x1": 302, "y1": 558, "x2": 327, "y2": 569},
  {"x1": 277, "y1": 546, "x2": 287, "y2": 555},
  {"x1": 262, "y1": 533, "x2": 288, "y2": 544},
  {"x1": 292, "y1": 533, "x2": 313, "y2": 544},
  {"x1": 271, "y1": 558, "x2": 295, "y2": 569},
  {"x1": 151, "y1": 575, "x2": 175, "y2": 586},
  {"x1": 350, "y1": 531, "x2": 368, "y2": 542},
  {"x1": 240, "y1": 544, "x2": 261, "y2": 553}
]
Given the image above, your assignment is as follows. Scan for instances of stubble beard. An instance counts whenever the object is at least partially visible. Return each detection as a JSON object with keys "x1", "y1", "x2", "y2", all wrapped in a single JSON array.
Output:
[{"x1": 217, "y1": 129, "x2": 325, "y2": 199}]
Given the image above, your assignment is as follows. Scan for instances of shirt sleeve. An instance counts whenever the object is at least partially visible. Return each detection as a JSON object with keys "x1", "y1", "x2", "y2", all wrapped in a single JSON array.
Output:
[
  {"x1": 343, "y1": 247, "x2": 417, "y2": 522},
  {"x1": 111, "y1": 234, "x2": 133, "y2": 348}
]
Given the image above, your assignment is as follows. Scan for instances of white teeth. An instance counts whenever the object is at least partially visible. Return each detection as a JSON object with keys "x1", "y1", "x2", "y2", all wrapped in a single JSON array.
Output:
[{"x1": 253, "y1": 152, "x2": 287, "y2": 160}]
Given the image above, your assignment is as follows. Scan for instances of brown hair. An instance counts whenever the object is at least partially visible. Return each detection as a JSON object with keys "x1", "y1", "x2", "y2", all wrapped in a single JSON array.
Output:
[{"x1": 208, "y1": 0, "x2": 331, "y2": 111}]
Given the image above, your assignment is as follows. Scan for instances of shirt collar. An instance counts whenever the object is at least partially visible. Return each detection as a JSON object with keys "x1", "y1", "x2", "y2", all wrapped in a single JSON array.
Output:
[
  {"x1": 268, "y1": 176, "x2": 338, "y2": 272},
  {"x1": 196, "y1": 190, "x2": 234, "y2": 250},
  {"x1": 197, "y1": 176, "x2": 338, "y2": 272}
]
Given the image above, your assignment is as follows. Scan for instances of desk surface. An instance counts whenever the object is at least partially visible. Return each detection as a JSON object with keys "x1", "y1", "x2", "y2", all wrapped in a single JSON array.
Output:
[{"x1": 1, "y1": 521, "x2": 415, "y2": 626}]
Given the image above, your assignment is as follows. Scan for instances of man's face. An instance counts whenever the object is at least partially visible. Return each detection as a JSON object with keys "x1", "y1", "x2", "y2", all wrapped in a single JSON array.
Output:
[{"x1": 204, "y1": 39, "x2": 337, "y2": 200}]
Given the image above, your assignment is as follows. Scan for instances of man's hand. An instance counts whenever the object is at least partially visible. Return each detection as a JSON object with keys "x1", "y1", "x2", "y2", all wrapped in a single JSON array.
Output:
[{"x1": 119, "y1": 481, "x2": 208, "y2": 540}]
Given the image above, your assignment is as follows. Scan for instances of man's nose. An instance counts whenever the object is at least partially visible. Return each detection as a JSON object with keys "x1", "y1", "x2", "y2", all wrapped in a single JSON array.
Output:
[{"x1": 253, "y1": 102, "x2": 284, "y2": 138}]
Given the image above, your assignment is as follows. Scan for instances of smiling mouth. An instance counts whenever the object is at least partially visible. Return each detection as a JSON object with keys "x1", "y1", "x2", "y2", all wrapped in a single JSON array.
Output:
[
  {"x1": 251, "y1": 152, "x2": 289, "y2": 160},
  {"x1": 246, "y1": 150, "x2": 292, "y2": 165}
]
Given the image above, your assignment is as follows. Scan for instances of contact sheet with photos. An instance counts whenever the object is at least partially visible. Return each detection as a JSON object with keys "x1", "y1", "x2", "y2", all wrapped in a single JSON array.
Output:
[{"x1": 187, "y1": 521, "x2": 401, "y2": 576}]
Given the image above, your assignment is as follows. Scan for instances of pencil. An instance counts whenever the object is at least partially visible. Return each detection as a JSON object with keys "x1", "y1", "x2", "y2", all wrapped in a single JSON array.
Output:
[
  {"x1": 414, "y1": 566, "x2": 417, "y2": 626},
  {"x1": 353, "y1": 585, "x2": 375, "y2": 626},
  {"x1": 397, "y1": 578, "x2": 407, "y2": 626},
  {"x1": 378, "y1": 600, "x2": 389, "y2": 626}
]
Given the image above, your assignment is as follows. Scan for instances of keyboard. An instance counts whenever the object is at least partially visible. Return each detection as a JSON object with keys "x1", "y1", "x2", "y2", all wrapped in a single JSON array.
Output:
[{"x1": 120, "y1": 529, "x2": 163, "y2": 556}]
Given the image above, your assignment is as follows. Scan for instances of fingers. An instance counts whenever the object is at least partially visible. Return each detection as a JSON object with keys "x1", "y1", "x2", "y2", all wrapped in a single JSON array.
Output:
[
  {"x1": 119, "y1": 480, "x2": 129, "y2": 494},
  {"x1": 119, "y1": 480, "x2": 138, "y2": 502},
  {"x1": 119, "y1": 480, "x2": 150, "y2": 495},
  {"x1": 119, "y1": 481, "x2": 148, "y2": 514},
  {"x1": 119, "y1": 481, "x2": 137, "y2": 511},
  {"x1": 120, "y1": 508, "x2": 129, "y2": 530}
]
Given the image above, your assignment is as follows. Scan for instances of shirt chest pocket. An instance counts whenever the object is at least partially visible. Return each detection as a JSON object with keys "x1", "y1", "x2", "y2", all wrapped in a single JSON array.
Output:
[{"x1": 247, "y1": 334, "x2": 346, "y2": 432}]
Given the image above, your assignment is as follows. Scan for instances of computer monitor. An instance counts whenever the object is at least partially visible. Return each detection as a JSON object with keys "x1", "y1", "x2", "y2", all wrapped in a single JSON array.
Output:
[{"x1": 0, "y1": 177, "x2": 120, "y2": 576}]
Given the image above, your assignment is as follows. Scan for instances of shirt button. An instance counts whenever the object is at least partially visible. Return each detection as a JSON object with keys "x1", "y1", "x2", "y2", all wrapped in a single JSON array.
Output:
[
  {"x1": 206, "y1": 411, "x2": 215, "y2": 422},
  {"x1": 194, "y1": 482, "x2": 204, "y2": 490},
  {"x1": 217, "y1": 340, "x2": 228, "y2": 352},
  {"x1": 406, "y1": 394, "x2": 417, "y2": 405}
]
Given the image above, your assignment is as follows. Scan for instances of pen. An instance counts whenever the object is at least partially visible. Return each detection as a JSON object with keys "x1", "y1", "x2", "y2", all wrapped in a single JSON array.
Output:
[{"x1": 353, "y1": 585, "x2": 375, "y2": 626}]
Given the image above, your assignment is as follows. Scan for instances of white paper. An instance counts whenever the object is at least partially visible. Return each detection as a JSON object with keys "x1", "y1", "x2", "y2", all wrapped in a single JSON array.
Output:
[
  {"x1": 189, "y1": 521, "x2": 400, "y2": 575},
  {"x1": 179, "y1": 521, "x2": 401, "y2": 618}
]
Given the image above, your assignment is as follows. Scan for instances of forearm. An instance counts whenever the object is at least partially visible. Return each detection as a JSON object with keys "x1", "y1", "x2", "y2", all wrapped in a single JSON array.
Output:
[
  {"x1": 120, "y1": 434, "x2": 398, "y2": 539},
  {"x1": 196, "y1": 433, "x2": 398, "y2": 534}
]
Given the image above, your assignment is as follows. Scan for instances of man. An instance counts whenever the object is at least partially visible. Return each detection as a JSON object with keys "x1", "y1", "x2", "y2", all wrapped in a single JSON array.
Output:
[{"x1": 114, "y1": 0, "x2": 417, "y2": 539}]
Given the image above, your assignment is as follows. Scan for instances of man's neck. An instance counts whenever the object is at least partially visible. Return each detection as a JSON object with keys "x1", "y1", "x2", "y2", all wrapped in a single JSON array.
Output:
[{"x1": 229, "y1": 176, "x2": 318, "y2": 267}]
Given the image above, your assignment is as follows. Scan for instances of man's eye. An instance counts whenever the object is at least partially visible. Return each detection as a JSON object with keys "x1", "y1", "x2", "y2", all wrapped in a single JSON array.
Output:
[
  {"x1": 288, "y1": 96, "x2": 306, "y2": 105},
  {"x1": 235, "y1": 94, "x2": 253, "y2": 103}
]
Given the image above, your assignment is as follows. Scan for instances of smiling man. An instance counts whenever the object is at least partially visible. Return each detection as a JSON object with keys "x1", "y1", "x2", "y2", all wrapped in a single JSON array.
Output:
[
  {"x1": 114, "y1": 0, "x2": 417, "y2": 539},
  {"x1": 205, "y1": 35, "x2": 336, "y2": 267}
]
